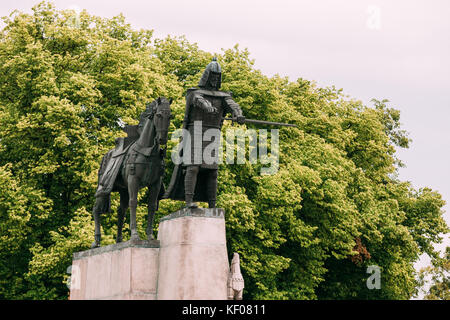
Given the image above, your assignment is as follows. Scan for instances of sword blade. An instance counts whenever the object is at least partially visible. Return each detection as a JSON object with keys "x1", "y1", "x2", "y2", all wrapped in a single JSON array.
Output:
[{"x1": 224, "y1": 117, "x2": 297, "y2": 127}]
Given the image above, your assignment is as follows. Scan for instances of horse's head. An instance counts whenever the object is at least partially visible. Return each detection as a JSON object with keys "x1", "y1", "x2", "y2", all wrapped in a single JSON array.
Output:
[{"x1": 153, "y1": 97, "x2": 172, "y2": 145}]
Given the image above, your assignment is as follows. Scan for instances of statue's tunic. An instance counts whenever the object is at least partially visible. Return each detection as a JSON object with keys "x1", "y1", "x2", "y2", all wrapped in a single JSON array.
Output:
[{"x1": 184, "y1": 88, "x2": 241, "y2": 169}]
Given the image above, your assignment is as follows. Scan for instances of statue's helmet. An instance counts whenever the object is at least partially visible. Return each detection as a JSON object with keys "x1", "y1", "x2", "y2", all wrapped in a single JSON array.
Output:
[{"x1": 198, "y1": 57, "x2": 222, "y2": 89}]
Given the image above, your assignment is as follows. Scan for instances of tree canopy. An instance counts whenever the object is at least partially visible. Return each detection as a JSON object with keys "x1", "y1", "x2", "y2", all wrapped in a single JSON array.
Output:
[{"x1": 0, "y1": 2, "x2": 448, "y2": 300}]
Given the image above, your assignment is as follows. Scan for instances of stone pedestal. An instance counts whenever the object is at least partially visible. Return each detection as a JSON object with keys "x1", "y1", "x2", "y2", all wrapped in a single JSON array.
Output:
[
  {"x1": 69, "y1": 208, "x2": 229, "y2": 300},
  {"x1": 157, "y1": 208, "x2": 229, "y2": 300}
]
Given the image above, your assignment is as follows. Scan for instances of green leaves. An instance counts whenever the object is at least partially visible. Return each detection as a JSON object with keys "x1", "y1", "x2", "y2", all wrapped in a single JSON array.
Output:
[
  {"x1": 418, "y1": 247, "x2": 450, "y2": 300},
  {"x1": 0, "y1": 165, "x2": 52, "y2": 299}
]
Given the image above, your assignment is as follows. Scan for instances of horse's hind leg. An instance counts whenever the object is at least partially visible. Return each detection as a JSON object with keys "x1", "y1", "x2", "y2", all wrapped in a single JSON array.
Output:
[{"x1": 116, "y1": 189, "x2": 129, "y2": 243}]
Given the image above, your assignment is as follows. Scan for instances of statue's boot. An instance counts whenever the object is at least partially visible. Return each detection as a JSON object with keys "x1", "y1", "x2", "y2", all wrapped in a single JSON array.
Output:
[
  {"x1": 206, "y1": 169, "x2": 218, "y2": 209},
  {"x1": 185, "y1": 193, "x2": 198, "y2": 208},
  {"x1": 208, "y1": 200, "x2": 216, "y2": 208}
]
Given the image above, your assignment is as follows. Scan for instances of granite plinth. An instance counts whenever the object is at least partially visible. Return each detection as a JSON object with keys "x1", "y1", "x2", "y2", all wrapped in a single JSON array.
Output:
[
  {"x1": 157, "y1": 208, "x2": 229, "y2": 300},
  {"x1": 69, "y1": 208, "x2": 229, "y2": 300}
]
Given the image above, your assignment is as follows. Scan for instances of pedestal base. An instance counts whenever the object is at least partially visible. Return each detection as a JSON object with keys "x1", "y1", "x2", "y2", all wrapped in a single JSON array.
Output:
[{"x1": 69, "y1": 208, "x2": 230, "y2": 300}]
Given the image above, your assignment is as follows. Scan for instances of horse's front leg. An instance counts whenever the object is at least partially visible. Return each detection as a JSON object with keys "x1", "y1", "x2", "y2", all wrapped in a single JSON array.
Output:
[
  {"x1": 91, "y1": 197, "x2": 104, "y2": 248},
  {"x1": 116, "y1": 189, "x2": 129, "y2": 243},
  {"x1": 127, "y1": 169, "x2": 141, "y2": 241},
  {"x1": 146, "y1": 179, "x2": 162, "y2": 240}
]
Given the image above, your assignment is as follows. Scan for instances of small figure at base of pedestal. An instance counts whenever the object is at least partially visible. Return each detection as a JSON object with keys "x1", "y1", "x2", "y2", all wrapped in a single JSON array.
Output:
[{"x1": 228, "y1": 252, "x2": 244, "y2": 300}]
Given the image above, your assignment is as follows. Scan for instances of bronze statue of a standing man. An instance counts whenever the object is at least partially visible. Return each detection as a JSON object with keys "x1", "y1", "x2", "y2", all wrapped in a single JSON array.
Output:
[{"x1": 164, "y1": 58, "x2": 245, "y2": 208}]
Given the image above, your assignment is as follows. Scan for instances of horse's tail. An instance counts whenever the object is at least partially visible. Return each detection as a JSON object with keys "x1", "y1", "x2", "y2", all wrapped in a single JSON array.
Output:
[{"x1": 93, "y1": 150, "x2": 113, "y2": 214}]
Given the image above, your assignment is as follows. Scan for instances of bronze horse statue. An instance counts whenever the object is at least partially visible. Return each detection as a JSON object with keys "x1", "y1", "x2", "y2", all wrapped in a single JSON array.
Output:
[{"x1": 91, "y1": 97, "x2": 172, "y2": 248}]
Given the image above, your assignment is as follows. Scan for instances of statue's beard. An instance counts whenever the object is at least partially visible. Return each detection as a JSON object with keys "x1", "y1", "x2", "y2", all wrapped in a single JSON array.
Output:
[{"x1": 207, "y1": 80, "x2": 218, "y2": 90}]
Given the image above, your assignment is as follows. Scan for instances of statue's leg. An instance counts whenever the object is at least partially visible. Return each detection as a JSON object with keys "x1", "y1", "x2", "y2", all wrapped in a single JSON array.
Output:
[
  {"x1": 116, "y1": 189, "x2": 129, "y2": 243},
  {"x1": 146, "y1": 179, "x2": 162, "y2": 240},
  {"x1": 184, "y1": 165, "x2": 199, "y2": 208},
  {"x1": 91, "y1": 198, "x2": 103, "y2": 248},
  {"x1": 206, "y1": 169, "x2": 218, "y2": 208}
]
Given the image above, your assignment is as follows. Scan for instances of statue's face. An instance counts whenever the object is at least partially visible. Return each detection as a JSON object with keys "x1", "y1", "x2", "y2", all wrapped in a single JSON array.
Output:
[{"x1": 208, "y1": 72, "x2": 220, "y2": 89}]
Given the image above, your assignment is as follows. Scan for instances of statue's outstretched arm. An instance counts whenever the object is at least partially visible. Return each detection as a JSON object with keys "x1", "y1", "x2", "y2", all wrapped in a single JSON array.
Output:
[{"x1": 224, "y1": 96, "x2": 245, "y2": 124}]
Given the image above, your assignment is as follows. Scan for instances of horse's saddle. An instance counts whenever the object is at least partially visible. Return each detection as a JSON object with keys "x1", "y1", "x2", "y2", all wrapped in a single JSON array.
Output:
[{"x1": 94, "y1": 126, "x2": 138, "y2": 197}]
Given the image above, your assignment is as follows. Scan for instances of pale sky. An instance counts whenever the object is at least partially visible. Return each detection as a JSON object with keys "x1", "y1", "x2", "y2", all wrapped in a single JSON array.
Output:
[{"x1": 2, "y1": 0, "x2": 449, "y2": 278}]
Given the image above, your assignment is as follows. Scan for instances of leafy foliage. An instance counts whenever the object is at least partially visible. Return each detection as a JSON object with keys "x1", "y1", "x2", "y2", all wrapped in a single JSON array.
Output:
[
  {"x1": 417, "y1": 247, "x2": 450, "y2": 300},
  {"x1": 0, "y1": 2, "x2": 447, "y2": 300}
]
